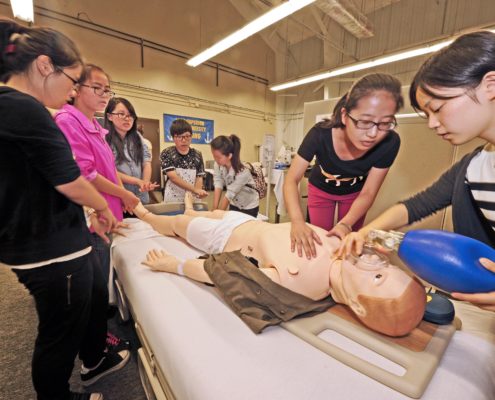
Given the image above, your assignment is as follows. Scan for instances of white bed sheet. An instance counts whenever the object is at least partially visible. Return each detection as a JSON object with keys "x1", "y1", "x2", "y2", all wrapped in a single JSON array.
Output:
[{"x1": 112, "y1": 219, "x2": 495, "y2": 400}]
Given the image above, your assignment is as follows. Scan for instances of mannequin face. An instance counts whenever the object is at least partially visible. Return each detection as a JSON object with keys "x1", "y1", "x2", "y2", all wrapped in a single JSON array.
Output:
[
  {"x1": 341, "y1": 90, "x2": 397, "y2": 152},
  {"x1": 336, "y1": 251, "x2": 413, "y2": 315},
  {"x1": 211, "y1": 149, "x2": 232, "y2": 167},
  {"x1": 330, "y1": 250, "x2": 425, "y2": 336}
]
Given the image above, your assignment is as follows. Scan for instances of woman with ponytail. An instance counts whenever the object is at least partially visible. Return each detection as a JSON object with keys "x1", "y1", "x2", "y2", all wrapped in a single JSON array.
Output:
[
  {"x1": 0, "y1": 18, "x2": 128, "y2": 400},
  {"x1": 210, "y1": 135, "x2": 260, "y2": 217}
]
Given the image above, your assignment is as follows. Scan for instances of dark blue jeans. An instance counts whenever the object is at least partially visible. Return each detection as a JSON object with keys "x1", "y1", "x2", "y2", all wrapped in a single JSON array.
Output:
[
  {"x1": 14, "y1": 252, "x2": 107, "y2": 400},
  {"x1": 89, "y1": 232, "x2": 111, "y2": 285}
]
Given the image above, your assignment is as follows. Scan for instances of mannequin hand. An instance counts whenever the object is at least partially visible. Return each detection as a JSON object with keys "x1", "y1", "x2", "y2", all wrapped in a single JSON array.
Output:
[
  {"x1": 122, "y1": 190, "x2": 140, "y2": 213},
  {"x1": 451, "y1": 257, "x2": 495, "y2": 311},
  {"x1": 142, "y1": 249, "x2": 180, "y2": 273},
  {"x1": 112, "y1": 221, "x2": 129, "y2": 237},
  {"x1": 193, "y1": 188, "x2": 208, "y2": 198},
  {"x1": 327, "y1": 223, "x2": 352, "y2": 240},
  {"x1": 335, "y1": 231, "x2": 366, "y2": 258},
  {"x1": 290, "y1": 220, "x2": 322, "y2": 259}
]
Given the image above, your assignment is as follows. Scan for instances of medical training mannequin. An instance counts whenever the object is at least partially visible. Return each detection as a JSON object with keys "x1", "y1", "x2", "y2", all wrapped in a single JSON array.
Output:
[{"x1": 134, "y1": 194, "x2": 426, "y2": 337}]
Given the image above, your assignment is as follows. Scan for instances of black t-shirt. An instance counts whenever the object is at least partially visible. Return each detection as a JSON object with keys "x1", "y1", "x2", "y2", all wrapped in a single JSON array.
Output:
[
  {"x1": 0, "y1": 87, "x2": 90, "y2": 265},
  {"x1": 298, "y1": 123, "x2": 400, "y2": 195}
]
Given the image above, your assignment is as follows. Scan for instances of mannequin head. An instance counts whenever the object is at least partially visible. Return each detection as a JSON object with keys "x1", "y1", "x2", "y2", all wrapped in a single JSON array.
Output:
[{"x1": 332, "y1": 249, "x2": 426, "y2": 336}]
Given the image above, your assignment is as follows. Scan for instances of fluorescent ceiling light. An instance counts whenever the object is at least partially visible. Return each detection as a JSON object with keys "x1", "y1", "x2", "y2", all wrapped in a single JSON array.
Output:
[
  {"x1": 396, "y1": 112, "x2": 426, "y2": 119},
  {"x1": 271, "y1": 28, "x2": 495, "y2": 92},
  {"x1": 10, "y1": 0, "x2": 34, "y2": 23},
  {"x1": 187, "y1": 0, "x2": 316, "y2": 67}
]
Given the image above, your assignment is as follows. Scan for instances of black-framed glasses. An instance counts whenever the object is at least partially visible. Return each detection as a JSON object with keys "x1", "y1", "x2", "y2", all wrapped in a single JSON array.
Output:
[
  {"x1": 174, "y1": 134, "x2": 192, "y2": 141},
  {"x1": 55, "y1": 67, "x2": 78, "y2": 86},
  {"x1": 347, "y1": 114, "x2": 397, "y2": 131},
  {"x1": 109, "y1": 112, "x2": 135, "y2": 120},
  {"x1": 79, "y1": 84, "x2": 115, "y2": 97}
]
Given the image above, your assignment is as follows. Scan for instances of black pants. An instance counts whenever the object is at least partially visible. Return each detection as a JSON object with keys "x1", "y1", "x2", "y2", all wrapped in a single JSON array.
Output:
[
  {"x1": 14, "y1": 253, "x2": 108, "y2": 400},
  {"x1": 229, "y1": 204, "x2": 259, "y2": 218}
]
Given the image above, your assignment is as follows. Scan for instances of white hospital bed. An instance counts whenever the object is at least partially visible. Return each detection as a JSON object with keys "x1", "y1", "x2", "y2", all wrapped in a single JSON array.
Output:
[{"x1": 112, "y1": 219, "x2": 495, "y2": 400}]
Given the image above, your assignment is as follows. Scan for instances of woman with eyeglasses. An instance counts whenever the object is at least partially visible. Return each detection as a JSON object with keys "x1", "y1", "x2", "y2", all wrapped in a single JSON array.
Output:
[
  {"x1": 339, "y1": 31, "x2": 495, "y2": 312},
  {"x1": 0, "y1": 18, "x2": 130, "y2": 400},
  {"x1": 284, "y1": 73, "x2": 403, "y2": 259},
  {"x1": 104, "y1": 97, "x2": 158, "y2": 208},
  {"x1": 55, "y1": 65, "x2": 140, "y2": 283}
]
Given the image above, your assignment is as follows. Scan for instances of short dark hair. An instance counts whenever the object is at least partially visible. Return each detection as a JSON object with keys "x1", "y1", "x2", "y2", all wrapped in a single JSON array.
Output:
[
  {"x1": 0, "y1": 18, "x2": 82, "y2": 82},
  {"x1": 170, "y1": 119, "x2": 192, "y2": 137},
  {"x1": 410, "y1": 30, "x2": 495, "y2": 111}
]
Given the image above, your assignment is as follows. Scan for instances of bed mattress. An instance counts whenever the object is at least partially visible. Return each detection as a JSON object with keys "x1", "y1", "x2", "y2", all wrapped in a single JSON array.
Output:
[{"x1": 112, "y1": 219, "x2": 495, "y2": 400}]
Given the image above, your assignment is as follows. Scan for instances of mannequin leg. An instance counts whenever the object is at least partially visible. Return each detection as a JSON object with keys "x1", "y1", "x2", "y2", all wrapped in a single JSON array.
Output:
[{"x1": 183, "y1": 191, "x2": 225, "y2": 219}]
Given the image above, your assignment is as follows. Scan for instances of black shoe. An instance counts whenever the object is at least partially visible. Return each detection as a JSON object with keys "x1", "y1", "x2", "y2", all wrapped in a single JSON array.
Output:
[
  {"x1": 69, "y1": 392, "x2": 103, "y2": 400},
  {"x1": 106, "y1": 331, "x2": 131, "y2": 353},
  {"x1": 80, "y1": 350, "x2": 130, "y2": 386}
]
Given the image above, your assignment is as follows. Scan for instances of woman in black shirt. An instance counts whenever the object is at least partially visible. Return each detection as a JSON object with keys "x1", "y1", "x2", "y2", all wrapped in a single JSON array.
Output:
[
  {"x1": 0, "y1": 18, "x2": 127, "y2": 400},
  {"x1": 284, "y1": 73, "x2": 403, "y2": 259}
]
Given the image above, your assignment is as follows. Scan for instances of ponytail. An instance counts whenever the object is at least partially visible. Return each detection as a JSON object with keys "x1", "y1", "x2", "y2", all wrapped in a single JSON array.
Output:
[
  {"x1": 210, "y1": 134, "x2": 244, "y2": 174},
  {"x1": 0, "y1": 18, "x2": 82, "y2": 82},
  {"x1": 229, "y1": 134, "x2": 242, "y2": 173}
]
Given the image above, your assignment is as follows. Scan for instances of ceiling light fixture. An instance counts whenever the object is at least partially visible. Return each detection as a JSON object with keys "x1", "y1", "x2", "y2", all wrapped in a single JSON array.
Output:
[
  {"x1": 10, "y1": 0, "x2": 34, "y2": 23},
  {"x1": 270, "y1": 28, "x2": 495, "y2": 92},
  {"x1": 187, "y1": 0, "x2": 316, "y2": 67}
]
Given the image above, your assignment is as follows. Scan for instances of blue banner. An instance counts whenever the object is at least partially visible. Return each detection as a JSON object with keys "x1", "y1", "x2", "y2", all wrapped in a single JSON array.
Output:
[{"x1": 163, "y1": 114, "x2": 214, "y2": 144}]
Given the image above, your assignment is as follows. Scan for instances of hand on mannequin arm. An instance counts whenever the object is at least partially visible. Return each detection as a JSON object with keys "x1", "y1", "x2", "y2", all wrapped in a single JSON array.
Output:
[
  {"x1": 92, "y1": 173, "x2": 139, "y2": 213},
  {"x1": 166, "y1": 171, "x2": 208, "y2": 198},
  {"x1": 336, "y1": 203, "x2": 409, "y2": 258},
  {"x1": 451, "y1": 258, "x2": 495, "y2": 311},
  {"x1": 284, "y1": 155, "x2": 322, "y2": 259},
  {"x1": 328, "y1": 167, "x2": 389, "y2": 239},
  {"x1": 56, "y1": 176, "x2": 117, "y2": 231}
]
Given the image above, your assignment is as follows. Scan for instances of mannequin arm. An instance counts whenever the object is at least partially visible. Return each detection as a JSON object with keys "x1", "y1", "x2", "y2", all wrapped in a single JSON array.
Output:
[{"x1": 142, "y1": 249, "x2": 212, "y2": 284}]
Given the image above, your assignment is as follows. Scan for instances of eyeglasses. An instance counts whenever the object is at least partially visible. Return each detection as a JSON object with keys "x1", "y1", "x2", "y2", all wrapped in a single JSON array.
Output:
[
  {"x1": 109, "y1": 112, "x2": 135, "y2": 120},
  {"x1": 347, "y1": 114, "x2": 397, "y2": 131},
  {"x1": 55, "y1": 67, "x2": 78, "y2": 87},
  {"x1": 79, "y1": 84, "x2": 115, "y2": 97},
  {"x1": 174, "y1": 134, "x2": 192, "y2": 141}
]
